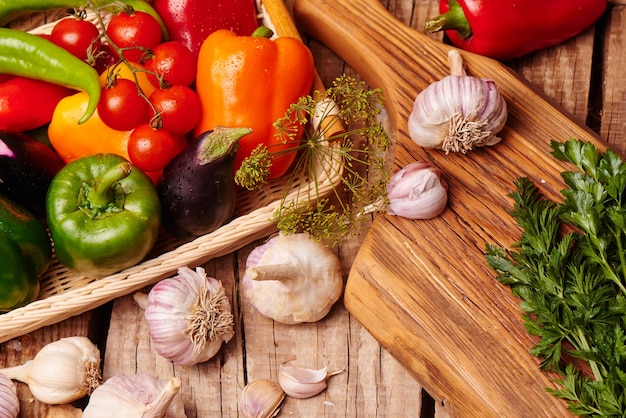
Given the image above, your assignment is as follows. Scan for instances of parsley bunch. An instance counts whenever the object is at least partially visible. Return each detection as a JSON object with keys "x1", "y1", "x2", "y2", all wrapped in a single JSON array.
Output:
[{"x1": 486, "y1": 138, "x2": 626, "y2": 416}]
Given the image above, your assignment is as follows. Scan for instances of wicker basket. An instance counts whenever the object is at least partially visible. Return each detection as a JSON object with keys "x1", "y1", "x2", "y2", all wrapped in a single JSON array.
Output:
[{"x1": 0, "y1": 2, "x2": 344, "y2": 343}]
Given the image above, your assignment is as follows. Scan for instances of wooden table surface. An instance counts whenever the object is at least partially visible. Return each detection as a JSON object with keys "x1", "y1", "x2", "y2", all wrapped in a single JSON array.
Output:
[{"x1": 2, "y1": 1, "x2": 626, "y2": 417}]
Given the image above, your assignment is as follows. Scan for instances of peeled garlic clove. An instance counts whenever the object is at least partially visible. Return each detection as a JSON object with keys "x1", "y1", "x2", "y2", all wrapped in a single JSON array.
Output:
[
  {"x1": 83, "y1": 374, "x2": 185, "y2": 418},
  {"x1": 386, "y1": 161, "x2": 448, "y2": 219},
  {"x1": 278, "y1": 364, "x2": 343, "y2": 399},
  {"x1": 408, "y1": 50, "x2": 507, "y2": 153},
  {"x1": 136, "y1": 266, "x2": 235, "y2": 366},
  {"x1": 239, "y1": 379, "x2": 285, "y2": 418},
  {"x1": 0, "y1": 336, "x2": 101, "y2": 405},
  {"x1": 242, "y1": 233, "x2": 344, "y2": 324},
  {"x1": 0, "y1": 373, "x2": 19, "y2": 418}
]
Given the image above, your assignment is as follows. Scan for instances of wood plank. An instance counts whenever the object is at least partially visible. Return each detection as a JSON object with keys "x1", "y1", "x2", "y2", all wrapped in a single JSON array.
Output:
[{"x1": 599, "y1": 4, "x2": 626, "y2": 155}]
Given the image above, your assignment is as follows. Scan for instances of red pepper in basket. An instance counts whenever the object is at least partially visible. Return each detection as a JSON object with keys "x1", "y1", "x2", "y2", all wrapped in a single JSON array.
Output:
[
  {"x1": 0, "y1": 76, "x2": 73, "y2": 132},
  {"x1": 152, "y1": 0, "x2": 259, "y2": 56},
  {"x1": 425, "y1": 0, "x2": 607, "y2": 60}
]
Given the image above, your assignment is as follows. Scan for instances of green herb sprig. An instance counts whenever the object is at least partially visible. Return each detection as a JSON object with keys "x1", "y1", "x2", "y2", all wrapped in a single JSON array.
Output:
[
  {"x1": 486, "y1": 138, "x2": 626, "y2": 416},
  {"x1": 235, "y1": 75, "x2": 391, "y2": 246}
]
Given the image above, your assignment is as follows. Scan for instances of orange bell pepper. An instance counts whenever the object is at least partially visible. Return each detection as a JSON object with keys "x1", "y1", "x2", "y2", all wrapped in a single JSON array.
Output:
[{"x1": 194, "y1": 28, "x2": 315, "y2": 179}]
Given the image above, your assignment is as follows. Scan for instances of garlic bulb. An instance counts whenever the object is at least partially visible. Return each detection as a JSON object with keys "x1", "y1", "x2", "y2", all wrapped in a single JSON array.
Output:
[
  {"x1": 239, "y1": 379, "x2": 285, "y2": 418},
  {"x1": 134, "y1": 266, "x2": 234, "y2": 366},
  {"x1": 0, "y1": 373, "x2": 18, "y2": 418},
  {"x1": 386, "y1": 161, "x2": 448, "y2": 219},
  {"x1": 408, "y1": 49, "x2": 507, "y2": 153},
  {"x1": 82, "y1": 374, "x2": 186, "y2": 418},
  {"x1": 278, "y1": 364, "x2": 344, "y2": 399},
  {"x1": 242, "y1": 233, "x2": 344, "y2": 324},
  {"x1": 0, "y1": 336, "x2": 101, "y2": 404}
]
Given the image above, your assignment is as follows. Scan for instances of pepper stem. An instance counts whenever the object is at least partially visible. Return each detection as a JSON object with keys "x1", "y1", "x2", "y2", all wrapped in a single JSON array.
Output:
[
  {"x1": 87, "y1": 161, "x2": 132, "y2": 209},
  {"x1": 251, "y1": 26, "x2": 275, "y2": 39},
  {"x1": 424, "y1": 0, "x2": 472, "y2": 39}
]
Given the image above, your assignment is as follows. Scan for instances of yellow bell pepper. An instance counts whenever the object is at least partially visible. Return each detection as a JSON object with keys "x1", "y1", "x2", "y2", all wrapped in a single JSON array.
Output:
[
  {"x1": 49, "y1": 91, "x2": 131, "y2": 163},
  {"x1": 48, "y1": 62, "x2": 155, "y2": 164}
]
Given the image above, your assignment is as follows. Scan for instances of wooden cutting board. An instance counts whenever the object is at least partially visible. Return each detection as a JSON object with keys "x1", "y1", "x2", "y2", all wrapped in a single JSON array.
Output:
[{"x1": 293, "y1": 0, "x2": 605, "y2": 416}]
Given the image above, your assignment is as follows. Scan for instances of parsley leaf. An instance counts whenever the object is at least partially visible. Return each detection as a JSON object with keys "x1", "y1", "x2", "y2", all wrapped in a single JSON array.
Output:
[{"x1": 486, "y1": 138, "x2": 626, "y2": 415}]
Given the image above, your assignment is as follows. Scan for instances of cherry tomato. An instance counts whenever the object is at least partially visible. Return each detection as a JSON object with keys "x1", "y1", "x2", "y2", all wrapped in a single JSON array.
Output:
[
  {"x1": 144, "y1": 41, "x2": 197, "y2": 87},
  {"x1": 106, "y1": 11, "x2": 162, "y2": 62},
  {"x1": 128, "y1": 124, "x2": 178, "y2": 172},
  {"x1": 98, "y1": 78, "x2": 150, "y2": 131},
  {"x1": 51, "y1": 17, "x2": 101, "y2": 61},
  {"x1": 149, "y1": 85, "x2": 201, "y2": 135}
]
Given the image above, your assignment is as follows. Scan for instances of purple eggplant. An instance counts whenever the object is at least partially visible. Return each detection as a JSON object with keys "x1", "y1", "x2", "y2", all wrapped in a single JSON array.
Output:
[
  {"x1": 157, "y1": 126, "x2": 252, "y2": 239},
  {"x1": 0, "y1": 130, "x2": 65, "y2": 217}
]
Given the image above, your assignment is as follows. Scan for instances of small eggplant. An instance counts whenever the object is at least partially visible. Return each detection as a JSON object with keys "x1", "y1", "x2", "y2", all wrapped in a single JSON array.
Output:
[
  {"x1": 0, "y1": 130, "x2": 65, "y2": 217},
  {"x1": 157, "y1": 126, "x2": 252, "y2": 239}
]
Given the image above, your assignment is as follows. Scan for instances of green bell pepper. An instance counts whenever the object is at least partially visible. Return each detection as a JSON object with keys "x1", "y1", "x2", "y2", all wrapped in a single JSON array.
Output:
[
  {"x1": 46, "y1": 153, "x2": 161, "y2": 276},
  {"x1": 0, "y1": 193, "x2": 51, "y2": 312}
]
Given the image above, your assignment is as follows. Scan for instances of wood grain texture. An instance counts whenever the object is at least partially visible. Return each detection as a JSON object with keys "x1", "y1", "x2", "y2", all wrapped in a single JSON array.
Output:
[
  {"x1": 600, "y1": 4, "x2": 626, "y2": 154},
  {"x1": 292, "y1": 0, "x2": 612, "y2": 416}
]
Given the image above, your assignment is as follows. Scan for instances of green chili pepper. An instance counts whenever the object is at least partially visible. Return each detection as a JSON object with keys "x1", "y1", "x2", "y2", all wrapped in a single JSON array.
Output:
[
  {"x1": 0, "y1": 28, "x2": 100, "y2": 124},
  {"x1": 0, "y1": 193, "x2": 51, "y2": 312},
  {"x1": 0, "y1": 0, "x2": 169, "y2": 39},
  {"x1": 46, "y1": 153, "x2": 162, "y2": 276}
]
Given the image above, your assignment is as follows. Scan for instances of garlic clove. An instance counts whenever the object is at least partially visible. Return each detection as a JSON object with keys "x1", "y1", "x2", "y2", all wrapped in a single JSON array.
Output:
[
  {"x1": 0, "y1": 336, "x2": 101, "y2": 405},
  {"x1": 239, "y1": 379, "x2": 285, "y2": 418},
  {"x1": 242, "y1": 233, "x2": 344, "y2": 324},
  {"x1": 386, "y1": 161, "x2": 448, "y2": 219},
  {"x1": 82, "y1": 374, "x2": 186, "y2": 418},
  {"x1": 0, "y1": 373, "x2": 19, "y2": 418},
  {"x1": 278, "y1": 364, "x2": 343, "y2": 399},
  {"x1": 137, "y1": 266, "x2": 235, "y2": 366}
]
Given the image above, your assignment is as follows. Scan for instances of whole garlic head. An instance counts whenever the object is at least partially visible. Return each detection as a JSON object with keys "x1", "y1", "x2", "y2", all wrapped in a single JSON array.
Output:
[
  {"x1": 82, "y1": 374, "x2": 185, "y2": 418},
  {"x1": 136, "y1": 266, "x2": 235, "y2": 366},
  {"x1": 0, "y1": 336, "x2": 101, "y2": 405},
  {"x1": 408, "y1": 50, "x2": 508, "y2": 153},
  {"x1": 0, "y1": 373, "x2": 18, "y2": 418},
  {"x1": 242, "y1": 233, "x2": 344, "y2": 324}
]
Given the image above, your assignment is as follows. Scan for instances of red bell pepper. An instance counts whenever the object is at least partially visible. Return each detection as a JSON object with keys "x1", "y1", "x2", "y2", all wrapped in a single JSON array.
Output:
[
  {"x1": 425, "y1": 0, "x2": 607, "y2": 60},
  {"x1": 152, "y1": 0, "x2": 259, "y2": 56},
  {"x1": 0, "y1": 76, "x2": 73, "y2": 132}
]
